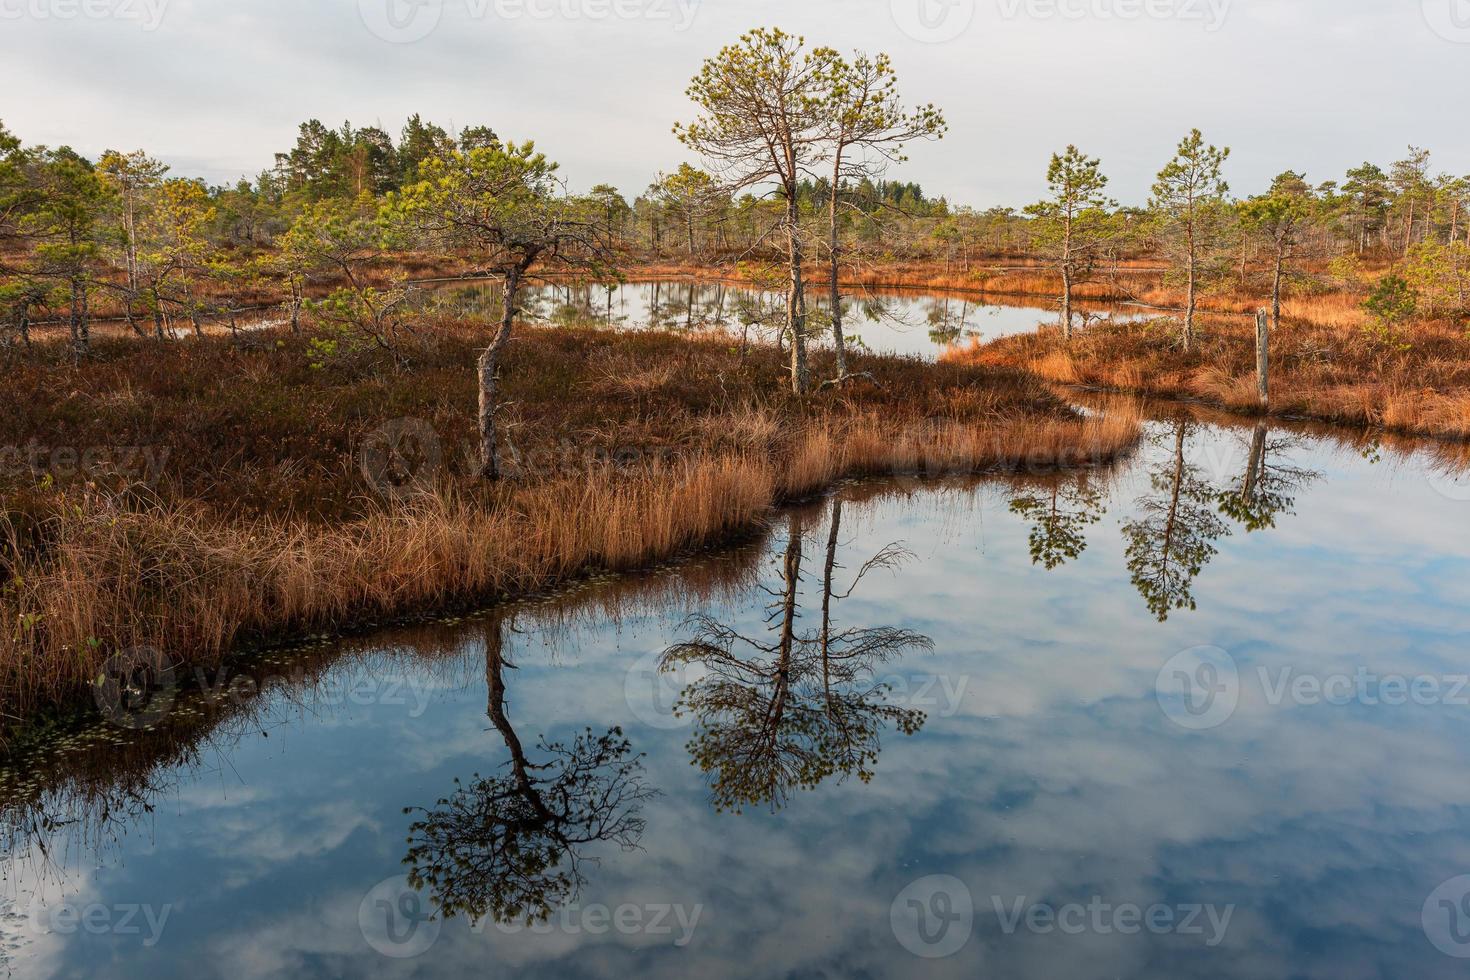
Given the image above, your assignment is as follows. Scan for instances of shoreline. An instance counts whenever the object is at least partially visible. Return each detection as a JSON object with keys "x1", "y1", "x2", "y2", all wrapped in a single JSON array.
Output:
[
  {"x1": 0, "y1": 322, "x2": 1140, "y2": 744},
  {"x1": 953, "y1": 318, "x2": 1470, "y2": 442}
]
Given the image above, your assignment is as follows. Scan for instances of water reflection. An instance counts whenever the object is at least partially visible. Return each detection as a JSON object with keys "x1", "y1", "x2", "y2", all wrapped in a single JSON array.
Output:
[
  {"x1": 421, "y1": 279, "x2": 1137, "y2": 358},
  {"x1": 1003, "y1": 416, "x2": 1325, "y2": 620},
  {"x1": 403, "y1": 615, "x2": 657, "y2": 925},
  {"x1": 1008, "y1": 472, "x2": 1108, "y2": 570},
  {"x1": 662, "y1": 509, "x2": 931, "y2": 813},
  {"x1": 1216, "y1": 421, "x2": 1319, "y2": 531},
  {"x1": 1121, "y1": 419, "x2": 1237, "y2": 620},
  {"x1": 4, "y1": 409, "x2": 1470, "y2": 978}
]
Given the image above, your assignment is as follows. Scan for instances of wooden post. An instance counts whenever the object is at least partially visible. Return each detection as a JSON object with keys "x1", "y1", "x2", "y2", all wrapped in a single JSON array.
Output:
[{"x1": 1255, "y1": 308, "x2": 1270, "y2": 409}]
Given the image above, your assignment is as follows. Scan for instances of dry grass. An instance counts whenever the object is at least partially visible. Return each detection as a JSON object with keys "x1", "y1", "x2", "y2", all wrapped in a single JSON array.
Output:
[
  {"x1": 950, "y1": 314, "x2": 1470, "y2": 439},
  {"x1": 0, "y1": 319, "x2": 1139, "y2": 740},
  {"x1": 629, "y1": 259, "x2": 1412, "y2": 334},
  {"x1": 631, "y1": 259, "x2": 1148, "y2": 304}
]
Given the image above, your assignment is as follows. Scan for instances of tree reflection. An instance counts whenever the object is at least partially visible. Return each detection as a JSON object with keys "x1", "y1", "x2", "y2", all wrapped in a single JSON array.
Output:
[
  {"x1": 1216, "y1": 421, "x2": 1319, "y2": 532},
  {"x1": 1122, "y1": 419, "x2": 1233, "y2": 621},
  {"x1": 923, "y1": 296, "x2": 977, "y2": 346},
  {"x1": 1008, "y1": 474, "x2": 1109, "y2": 570},
  {"x1": 404, "y1": 615, "x2": 657, "y2": 925},
  {"x1": 661, "y1": 506, "x2": 931, "y2": 814}
]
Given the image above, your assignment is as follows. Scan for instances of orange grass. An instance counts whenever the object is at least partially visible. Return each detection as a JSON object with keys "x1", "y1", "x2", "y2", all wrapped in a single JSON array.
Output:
[
  {"x1": 0, "y1": 320, "x2": 1139, "y2": 740},
  {"x1": 949, "y1": 315, "x2": 1470, "y2": 440}
]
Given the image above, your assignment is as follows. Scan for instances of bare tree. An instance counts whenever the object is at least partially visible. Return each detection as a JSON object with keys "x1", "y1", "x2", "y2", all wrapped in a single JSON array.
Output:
[
  {"x1": 676, "y1": 28, "x2": 841, "y2": 395},
  {"x1": 660, "y1": 509, "x2": 930, "y2": 812},
  {"x1": 818, "y1": 51, "x2": 945, "y2": 381}
]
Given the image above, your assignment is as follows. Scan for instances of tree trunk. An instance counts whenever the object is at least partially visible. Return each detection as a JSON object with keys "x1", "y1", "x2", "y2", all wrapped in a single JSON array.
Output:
[
  {"x1": 1060, "y1": 263, "x2": 1074, "y2": 343},
  {"x1": 1270, "y1": 243, "x2": 1284, "y2": 333},
  {"x1": 69, "y1": 276, "x2": 88, "y2": 355},
  {"x1": 1183, "y1": 234, "x2": 1197, "y2": 353},
  {"x1": 1255, "y1": 309, "x2": 1270, "y2": 409},
  {"x1": 124, "y1": 302, "x2": 146, "y2": 338},
  {"x1": 478, "y1": 264, "x2": 525, "y2": 481},
  {"x1": 1241, "y1": 421, "x2": 1266, "y2": 502},
  {"x1": 828, "y1": 158, "x2": 848, "y2": 381},
  {"x1": 785, "y1": 188, "x2": 809, "y2": 396},
  {"x1": 820, "y1": 499, "x2": 842, "y2": 710},
  {"x1": 13, "y1": 301, "x2": 31, "y2": 350}
]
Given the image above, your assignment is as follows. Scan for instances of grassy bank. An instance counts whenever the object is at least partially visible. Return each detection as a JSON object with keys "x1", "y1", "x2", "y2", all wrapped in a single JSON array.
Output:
[
  {"x1": 950, "y1": 315, "x2": 1470, "y2": 440},
  {"x1": 0, "y1": 319, "x2": 1139, "y2": 741},
  {"x1": 625, "y1": 258, "x2": 1395, "y2": 332}
]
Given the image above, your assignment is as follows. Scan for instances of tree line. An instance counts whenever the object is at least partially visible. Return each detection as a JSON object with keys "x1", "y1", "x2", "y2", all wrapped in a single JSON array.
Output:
[{"x1": 2, "y1": 26, "x2": 1468, "y2": 472}]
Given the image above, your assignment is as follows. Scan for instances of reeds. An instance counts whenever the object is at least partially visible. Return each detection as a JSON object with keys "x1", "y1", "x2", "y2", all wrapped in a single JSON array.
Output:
[
  {"x1": 951, "y1": 315, "x2": 1470, "y2": 439},
  {"x1": 0, "y1": 321, "x2": 1140, "y2": 739}
]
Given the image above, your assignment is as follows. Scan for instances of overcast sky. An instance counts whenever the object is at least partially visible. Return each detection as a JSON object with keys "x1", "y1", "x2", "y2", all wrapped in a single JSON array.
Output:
[{"x1": 2, "y1": 0, "x2": 1467, "y2": 207}]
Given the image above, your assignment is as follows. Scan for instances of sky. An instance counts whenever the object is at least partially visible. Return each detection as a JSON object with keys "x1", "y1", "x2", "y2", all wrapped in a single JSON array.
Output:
[{"x1": 1, "y1": 0, "x2": 1467, "y2": 208}]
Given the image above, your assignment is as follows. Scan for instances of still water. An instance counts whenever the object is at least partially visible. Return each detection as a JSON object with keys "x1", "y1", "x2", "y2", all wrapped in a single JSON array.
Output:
[
  {"x1": 3, "y1": 408, "x2": 1470, "y2": 978},
  {"x1": 419, "y1": 278, "x2": 1138, "y2": 358}
]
